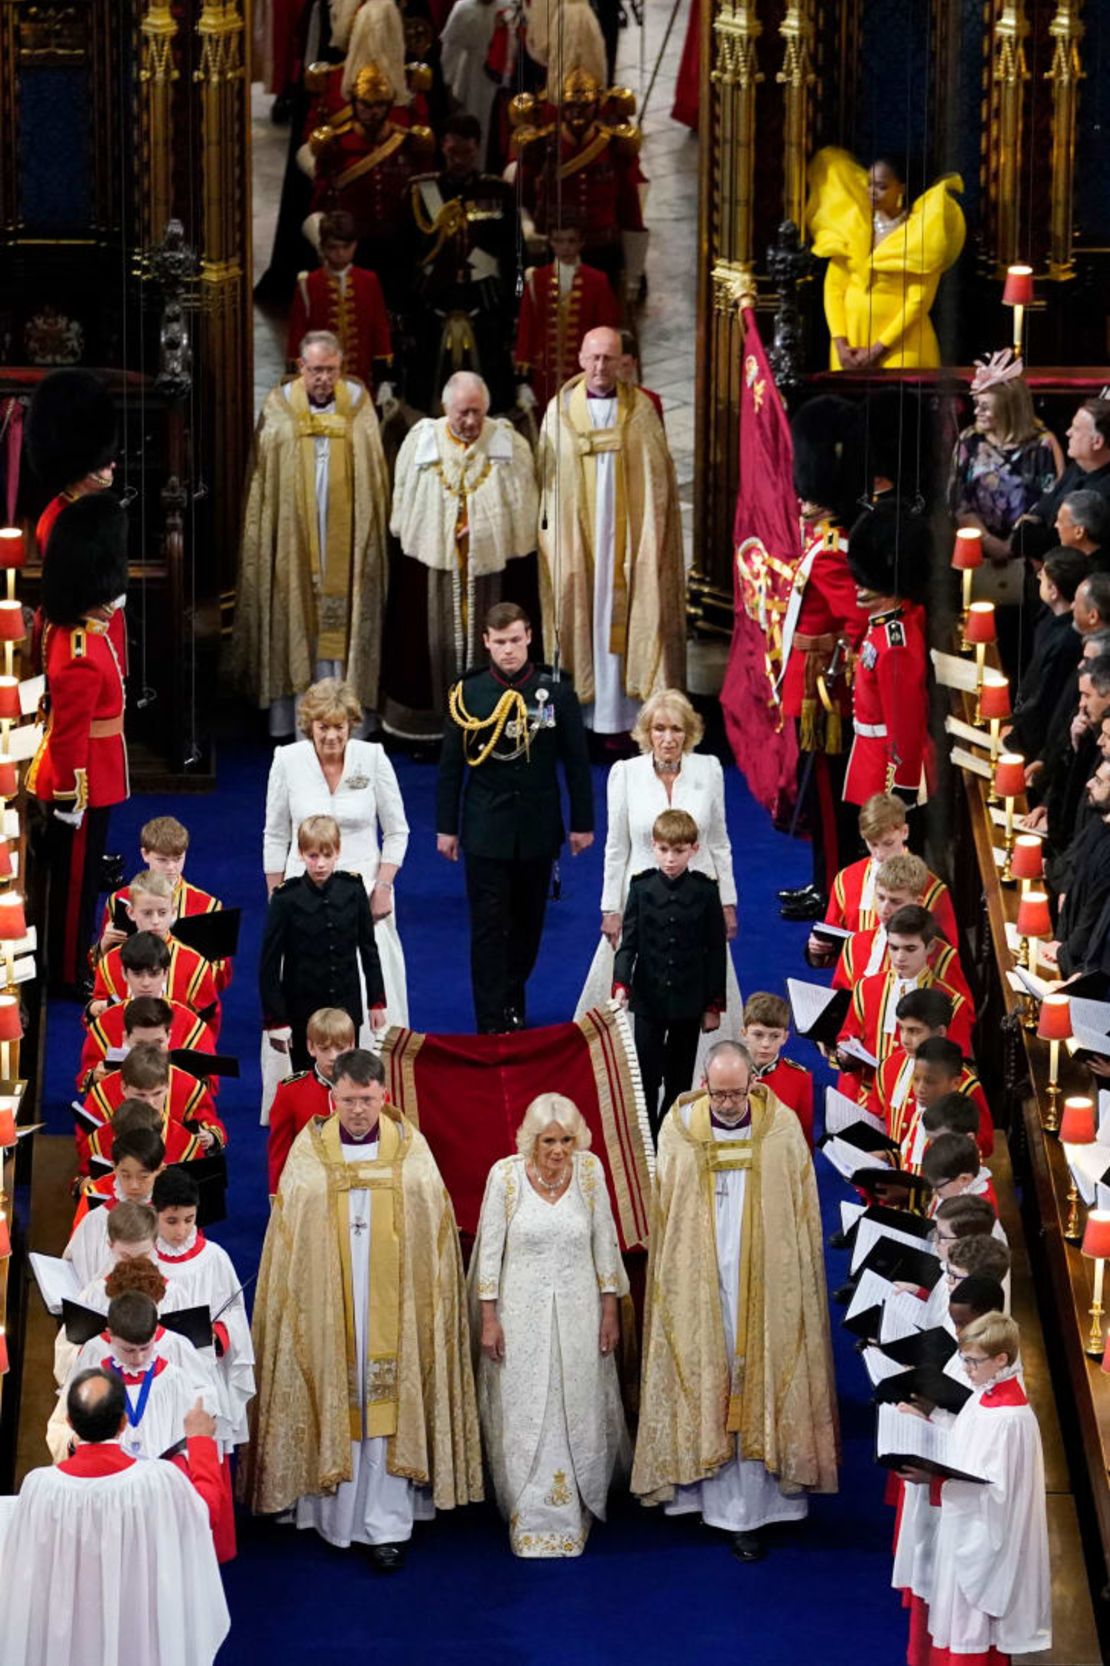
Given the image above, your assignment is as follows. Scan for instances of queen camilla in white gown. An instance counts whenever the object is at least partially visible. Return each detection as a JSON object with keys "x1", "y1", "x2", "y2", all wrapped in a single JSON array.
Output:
[
  {"x1": 575, "y1": 693, "x2": 742, "y2": 1080},
  {"x1": 471, "y1": 1098, "x2": 630, "y2": 1557}
]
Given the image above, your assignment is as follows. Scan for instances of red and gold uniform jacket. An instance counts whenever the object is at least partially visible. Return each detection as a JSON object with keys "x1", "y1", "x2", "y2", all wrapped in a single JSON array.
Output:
[
  {"x1": 778, "y1": 520, "x2": 866, "y2": 745},
  {"x1": 77, "y1": 997, "x2": 214, "y2": 1094},
  {"x1": 514, "y1": 259, "x2": 620, "y2": 410},
  {"x1": 843, "y1": 602, "x2": 931, "y2": 807},
  {"x1": 76, "y1": 1063, "x2": 227, "y2": 1174},
  {"x1": 866, "y1": 1045, "x2": 993, "y2": 1165},
  {"x1": 99, "y1": 878, "x2": 231, "y2": 992},
  {"x1": 517, "y1": 124, "x2": 645, "y2": 253},
  {"x1": 838, "y1": 967, "x2": 972, "y2": 1077},
  {"x1": 287, "y1": 265, "x2": 392, "y2": 393},
  {"x1": 833, "y1": 928, "x2": 972, "y2": 1004},
  {"x1": 825, "y1": 854, "x2": 957, "y2": 941},
  {"x1": 754, "y1": 1055, "x2": 814, "y2": 1148},
  {"x1": 266, "y1": 1067, "x2": 331, "y2": 1195},
  {"x1": 93, "y1": 939, "x2": 220, "y2": 1033},
  {"x1": 27, "y1": 616, "x2": 127, "y2": 812}
]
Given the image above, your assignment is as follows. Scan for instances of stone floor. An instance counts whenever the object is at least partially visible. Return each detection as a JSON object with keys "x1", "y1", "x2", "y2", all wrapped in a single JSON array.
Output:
[{"x1": 249, "y1": 0, "x2": 699, "y2": 529}]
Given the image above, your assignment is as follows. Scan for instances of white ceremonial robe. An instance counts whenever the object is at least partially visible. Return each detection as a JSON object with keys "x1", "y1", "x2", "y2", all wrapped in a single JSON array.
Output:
[
  {"x1": 576, "y1": 752, "x2": 743, "y2": 1080},
  {"x1": 472, "y1": 1152, "x2": 630, "y2": 1557},
  {"x1": 439, "y1": 0, "x2": 503, "y2": 146},
  {"x1": 47, "y1": 1328, "x2": 222, "y2": 1463},
  {"x1": 585, "y1": 394, "x2": 640, "y2": 736},
  {"x1": 290, "y1": 1135, "x2": 432, "y2": 1546},
  {"x1": 45, "y1": 1358, "x2": 216, "y2": 1467},
  {"x1": 0, "y1": 1449, "x2": 229, "y2": 1666},
  {"x1": 64, "y1": 1187, "x2": 136, "y2": 1291},
  {"x1": 892, "y1": 1405, "x2": 954, "y2": 1605},
  {"x1": 54, "y1": 1273, "x2": 193, "y2": 1386},
  {"x1": 666, "y1": 1113, "x2": 809, "y2": 1532},
  {"x1": 156, "y1": 1232, "x2": 256, "y2": 1447}
]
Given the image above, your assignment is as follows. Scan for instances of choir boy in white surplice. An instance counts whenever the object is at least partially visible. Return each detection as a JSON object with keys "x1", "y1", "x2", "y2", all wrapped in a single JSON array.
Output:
[
  {"x1": 152, "y1": 1166, "x2": 255, "y2": 1445},
  {"x1": 3, "y1": 1368, "x2": 229, "y2": 1666}
]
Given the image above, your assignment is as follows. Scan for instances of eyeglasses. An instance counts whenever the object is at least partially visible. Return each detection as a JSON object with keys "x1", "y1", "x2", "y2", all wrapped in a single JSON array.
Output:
[
  {"x1": 333, "y1": 1092, "x2": 380, "y2": 1110},
  {"x1": 958, "y1": 1353, "x2": 991, "y2": 1366},
  {"x1": 707, "y1": 1089, "x2": 748, "y2": 1105}
]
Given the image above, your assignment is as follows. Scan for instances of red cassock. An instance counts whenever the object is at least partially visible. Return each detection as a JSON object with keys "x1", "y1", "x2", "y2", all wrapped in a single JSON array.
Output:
[
  {"x1": 77, "y1": 998, "x2": 214, "y2": 1094},
  {"x1": 834, "y1": 930, "x2": 973, "y2": 1005},
  {"x1": 514, "y1": 260, "x2": 620, "y2": 409},
  {"x1": 84, "y1": 1110, "x2": 210, "y2": 1176},
  {"x1": 844, "y1": 603, "x2": 932, "y2": 806},
  {"x1": 867, "y1": 1046, "x2": 993, "y2": 1162},
  {"x1": 267, "y1": 1069, "x2": 331, "y2": 1195},
  {"x1": 287, "y1": 265, "x2": 393, "y2": 393},
  {"x1": 839, "y1": 969, "x2": 972, "y2": 1071},
  {"x1": 756, "y1": 1056, "x2": 814, "y2": 1147},
  {"x1": 27, "y1": 618, "x2": 127, "y2": 812},
  {"x1": 57, "y1": 1434, "x2": 227, "y2": 1545},
  {"x1": 76, "y1": 1063, "x2": 227, "y2": 1173},
  {"x1": 518, "y1": 127, "x2": 645, "y2": 276},
  {"x1": 779, "y1": 521, "x2": 867, "y2": 725},
  {"x1": 93, "y1": 940, "x2": 220, "y2": 1033},
  {"x1": 826, "y1": 854, "x2": 958, "y2": 941}
]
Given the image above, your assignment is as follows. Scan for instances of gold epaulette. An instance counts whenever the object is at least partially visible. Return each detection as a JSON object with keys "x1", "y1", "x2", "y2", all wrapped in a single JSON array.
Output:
[
  {"x1": 69, "y1": 627, "x2": 88, "y2": 658},
  {"x1": 607, "y1": 121, "x2": 642, "y2": 158},
  {"x1": 406, "y1": 60, "x2": 433, "y2": 93},
  {"x1": 405, "y1": 123, "x2": 437, "y2": 161},
  {"x1": 511, "y1": 121, "x2": 555, "y2": 156},
  {"x1": 309, "y1": 123, "x2": 341, "y2": 157},
  {"x1": 304, "y1": 61, "x2": 332, "y2": 95}
]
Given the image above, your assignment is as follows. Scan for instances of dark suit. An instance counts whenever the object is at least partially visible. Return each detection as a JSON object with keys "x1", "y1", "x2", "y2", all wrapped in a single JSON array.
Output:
[
  {"x1": 259, "y1": 870, "x2": 385, "y2": 1070},
  {"x1": 1015, "y1": 460, "x2": 1110, "y2": 561},
  {"x1": 437, "y1": 659, "x2": 593, "y2": 1030},
  {"x1": 1007, "y1": 611, "x2": 1080, "y2": 761},
  {"x1": 1057, "y1": 818, "x2": 1110, "y2": 978},
  {"x1": 614, "y1": 867, "x2": 727, "y2": 1138}
]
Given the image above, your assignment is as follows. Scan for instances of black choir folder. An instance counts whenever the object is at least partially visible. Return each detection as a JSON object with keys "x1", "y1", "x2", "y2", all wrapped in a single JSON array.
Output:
[
  {"x1": 787, "y1": 980, "x2": 850, "y2": 1049},
  {"x1": 61, "y1": 1299, "x2": 214, "y2": 1350},
  {"x1": 872, "y1": 1365, "x2": 972, "y2": 1416},
  {"x1": 876, "y1": 1402, "x2": 987, "y2": 1483},
  {"x1": 171, "y1": 908, "x2": 241, "y2": 963}
]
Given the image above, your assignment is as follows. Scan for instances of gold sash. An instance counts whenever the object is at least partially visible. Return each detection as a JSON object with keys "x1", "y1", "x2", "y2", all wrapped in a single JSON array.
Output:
[
  {"x1": 565, "y1": 377, "x2": 634, "y2": 657},
  {"x1": 557, "y1": 126, "x2": 611, "y2": 180},
  {"x1": 319, "y1": 1113, "x2": 405, "y2": 1440},
  {"x1": 289, "y1": 377, "x2": 354, "y2": 662},
  {"x1": 689, "y1": 1087, "x2": 770, "y2": 1434},
  {"x1": 335, "y1": 126, "x2": 406, "y2": 191}
]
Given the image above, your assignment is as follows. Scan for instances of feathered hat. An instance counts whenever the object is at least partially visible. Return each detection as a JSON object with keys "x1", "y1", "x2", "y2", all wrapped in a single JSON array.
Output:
[
  {"x1": 341, "y1": 0, "x2": 407, "y2": 104},
  {"x1": 969, "y1": 348, "x2": 1024, "y2": 395},
  {"x1": 26, "y1": 370, "x2": 117, "y2": 498},
  {"x1": 846, "y1": 498, "x2": 932, "y2": 604},
  {"x1": 41, "y1": 494, "x2": 129, "y2": 625}
]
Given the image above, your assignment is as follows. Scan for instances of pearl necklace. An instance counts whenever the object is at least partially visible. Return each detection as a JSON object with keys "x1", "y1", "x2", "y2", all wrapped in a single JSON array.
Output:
[
  {"x1": 654, "y1": 757, "x2": 681, "y2": 776},
  {"x1": 531, "y1": 1161, "x2": 570, "y2": 1197}
]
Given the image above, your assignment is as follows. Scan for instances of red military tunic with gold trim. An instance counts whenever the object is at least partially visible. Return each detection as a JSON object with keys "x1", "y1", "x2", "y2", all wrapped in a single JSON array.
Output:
[
  {"x1": 514, "y1": 259, "x2": 620, "y2": 409},
  {"x1": 76, "y1": 997, "x2": 214, "y2": 1094},
  {"x1": 778, "y1": 520, "x2": 866, "y2": 741},
  {"x1": 35, "y1": 497, "x2": 128, "y2": 676},
  {"x1": 843, "y1": 601, "x2": 931, "y2": 806},
  {"x1": 517, "y1": 126, "x2": 644, "y2": 263},
  {"x1": 77, "y1": 1064, "x2": 226, "y2": 1174},
  {"x1": 310, "y1": 121, "x2": 429, "y2": 267},
  {"x1": 287, "y1": 265, "x2": 393, "y2": 393},
  {"x1": 867, "y1": 1045, "x2": 993, "y2": 1164},
  {"x1": 838, "y1": 966, "x2": 972, "y2": 1075},
  {"x1": 825, "y1": 853, "x2": 957, "y2": 940},
  {"x1": 754, "y1": 1055, "x2": 814, "y2": 1147},
  {"x1": 833, "y1": 927, "x2": 972, "y2": 1004},
  {"x1": 27, "y1": 616, "x2": 127, "y2": 812},
  {"x1": 93, "y1": 939, "x2": 220, "y2": 1033},
  {"x1": 266, "y1": 1068, "x2": 331, "y2": 1195}
]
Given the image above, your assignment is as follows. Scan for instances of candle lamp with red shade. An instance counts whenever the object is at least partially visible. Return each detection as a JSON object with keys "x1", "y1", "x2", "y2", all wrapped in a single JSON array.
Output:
[
  {"x1": 0, "y1": 994, "x2": 20, "y2": 1084},
  {"x1": 1060, "y1": 1096, "x2": 1097, "y2": 1241},
  {"x1": 0, "y1": 529, "x2": 23, "y2": 606},
  {"x1": 1016, "y1": 890, "x2": 1051, "y2": 974},
  {"x1": 1003, "y1": 265, "x2": 1034, "y2": 358},
  {"x1": 1010, "y1": 835, "x2": 1043, "y2": 895},
  {"x1": 952, "y1": 528, "x2": 983, "y2": 635},
  {"x1": 1037, "y1": 993, "x2": 1072, "y2": 1132},
  {"x1": 0, "y1": 599, "x2": 24, "y2": 682},
  {"x1": 994, "y1": 753, "x2": 1026, "y2": 881},
  {"x1": 1082, "y1": 1209, "x2": 1110, "y2": 1355},
  {"x1": 964, "y1": 602, "x2": 997, "y2": 716},
  {"x1": 979, "y1": 673, "x2": 1011, "y2": 790}
]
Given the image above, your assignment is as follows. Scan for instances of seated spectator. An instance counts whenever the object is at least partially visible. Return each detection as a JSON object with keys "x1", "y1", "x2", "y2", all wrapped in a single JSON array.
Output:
[
  {"x1": 1057, "y1": 487, "x2": 1110, "y2": 571},
  {"x1": 1013, "y1": 396, "x2": 1110, "y2": 562}
]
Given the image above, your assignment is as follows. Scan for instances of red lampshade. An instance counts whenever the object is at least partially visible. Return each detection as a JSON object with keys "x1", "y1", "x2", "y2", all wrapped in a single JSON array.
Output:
[
  {"x1": 0, "y1": 679, "x2": 20, "y2": 724},
  {"x1": 0, "y1": 761, "x2": 18, "y2": 800},
  {"x1": 0, "y1": 603, "x2": 24, "y2": 644},
  {"x1": 0, "y1": 1109, "x2": 13, "y2": 1147},
  {"x1": 994, "y1": 753, "x2": 1026, "y2": 799},
  {"x1": 1037, "y1": 993, "x2": 1073, "y2": 1042},
  {"x1": 0, "y1": 895, "x2": 26, "y2": 943},
  {"x1": 1081, "y1": 1208, "x2": 1110, "y2": 1259},
  {"x1": 0, "y1": 1211, "x2": 9, "y2": 1260},
  {"x1": 1102, "y1": 1332, "x2": 1110, "y2": 1375},
  {"x1": 0, "y1": 841, "x2": 13, "y2": 883},
  {"x1": 1016, "y1": 891, "x2": 1051, "y2": 939},
  {"x1": 965, "y1": 601, "x2": 997, "y2": 644},
  {"x1": 951, "y1": 528, "x2": 984, "y2": 571},
  {"x1": 0, "y1": 996, "x2": 21, "y2": 1042},
  {"x1": 1002, "y1": 264, "x2": 1035, "y2": 306},
  {"x1": 1010, "y1": 835, "x2": 1043, "y2": 881},
  {"x1": 979, "y1": 675, "x2": 1011, "y2": 721},
  {"x1": 1060, "y1": 1096, "x2": 1097, "y2": 1145},
  {"x1": 0, "y1": 530, "x2": 24, "y2": 570}
]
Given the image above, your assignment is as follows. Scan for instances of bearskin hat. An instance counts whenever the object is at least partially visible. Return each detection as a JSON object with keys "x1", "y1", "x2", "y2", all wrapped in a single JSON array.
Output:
[
  {"x1": 26, "y1": 370, "x2": 117, "y2": 497},
  {"x1": 41, "y1": 494, "x2": 129, "y2": 625},
  {"x1": 791, "y1": 397, "x2": 866, "y2": 529},
  {"x1": 861, "y1": 388, "x2": 938, "y2": 509},
  {"x1": 847, "y1": 498, "x2": 932, "y2": 604}
]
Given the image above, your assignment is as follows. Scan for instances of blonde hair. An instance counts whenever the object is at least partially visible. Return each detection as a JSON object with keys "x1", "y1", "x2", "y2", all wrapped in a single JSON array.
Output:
[
  {"x1": 876, "y1": 853, "x2": 928, "y2": 897},
  {"x1": 107, "y1": 1200, "x2": 158, "y2": 1245},
  {"x1": 298, "y1": 814, "x2": 340, "y2": 854},
  {"x1": 981, "y1": 378, "x2": 1042, "y2": 448},
  {"x1": 631, "y1": 689, "x2": 705, "y2": 755},
  {"x1": 140, "y1": 816, "x2": 189, "y2": 857},
  {"x1": 959, "y1": 1310, "x2": 1019, "y2": 1364},
  {"x1": 515, "y1": 1093, "x2": 592, "y2": 1157},
  {"x1": 297, "y1": 677, "x2": 362, "y2": 738},
  {"x1": 858, "y1": 792, "x2": 908, "y2": 842},
  {"x1": 306, "y1": 1006, "x2": 357, "y2": 1048},
  {"x1": 129, "y1": 869, "x2": 174, "y2": 901}
]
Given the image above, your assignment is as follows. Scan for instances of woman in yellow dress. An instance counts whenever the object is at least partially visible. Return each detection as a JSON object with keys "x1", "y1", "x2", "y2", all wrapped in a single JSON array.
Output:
[{"x1": 806, "y1": 149, "x2": 965, "y2": 371}]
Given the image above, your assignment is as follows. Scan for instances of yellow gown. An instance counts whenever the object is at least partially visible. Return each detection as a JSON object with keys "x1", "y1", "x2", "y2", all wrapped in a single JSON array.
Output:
[{"x1": 806, "y1": 147, "x2": 965, "y2": 370}]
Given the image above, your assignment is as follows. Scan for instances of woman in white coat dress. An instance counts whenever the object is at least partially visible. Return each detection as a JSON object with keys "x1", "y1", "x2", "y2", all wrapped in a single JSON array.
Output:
[
  {"x1": 575, "y1": 689, "x2": 741, "y2": 1078},
  {"x1": 262, "y1": 677, "x2": 409, "y2": 1045},
  {"x1": 471, "y1": 1094, "x2": 631, "y2": 1557}
]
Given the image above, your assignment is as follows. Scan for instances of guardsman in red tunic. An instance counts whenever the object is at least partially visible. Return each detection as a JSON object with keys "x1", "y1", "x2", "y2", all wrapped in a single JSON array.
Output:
[
  {"x1": 308, "y1": 61, "x2": 435, "y2": 309},
  {"x1": 26, "y1": 496, "x2": 129, "y2": 997},
  {"x1": 266, "y1": 1067, "x2": 331, "y2": 1196},
  {"x1": 843, "y1": 501, "x2": 933, "y2": 809},
  {"x1": 514, "y1": 71, "x2": 646, "y2": 305},
  {"x1": 287, "y1": 210, "x2": 394, "y2": 396},
  {"x1": 739, "y1": 991, "x2": 814, "y2": 1147},
  {"x1": 776, "y1": 399, "x2": 869, "y2": 918},
  {"x1": 514, "y1": 223, "x2": 620, "y2": 412}
]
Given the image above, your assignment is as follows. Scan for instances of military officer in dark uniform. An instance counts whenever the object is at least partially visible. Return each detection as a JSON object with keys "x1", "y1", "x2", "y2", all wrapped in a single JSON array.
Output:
[{"x1": 436, "y1": 601, "x2": 594, "y2": 1033}]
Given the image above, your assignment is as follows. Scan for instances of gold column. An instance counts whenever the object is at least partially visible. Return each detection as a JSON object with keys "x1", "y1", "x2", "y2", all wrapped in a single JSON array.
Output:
[
  {"x1": 139, "y1": 4, "x2": 180, "y2": 246},
  {"x1": 193, "y1": 0, "x2": 252, "y2": 588},
  {"x1": 776, "y1": 1, "x2": 815, "y2": 232},
  {"x1": 991, "y1": 2, "x2": 1030, "y2": 275},
  {"x1": 692, "y1": 0, "x2": 762, "y2": 597},
  {"x1": 1045, "y1": 0, "x2": 1084, "y2": 283}
]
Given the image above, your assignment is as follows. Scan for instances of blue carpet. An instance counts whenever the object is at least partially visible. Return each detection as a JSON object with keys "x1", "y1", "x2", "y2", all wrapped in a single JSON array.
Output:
[{"x1": 40, "y1": 740, "x2": 909, "y2": 1665}]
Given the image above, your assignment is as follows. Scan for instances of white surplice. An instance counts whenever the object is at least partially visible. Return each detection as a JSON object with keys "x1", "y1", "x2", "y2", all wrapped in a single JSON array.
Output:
[
  {"x1": 575, "y1": 752, "x2": 743, "y2": 1080},
  {"x1": 54, "y1": 1273, "x2": 193, "y2": 1387},
  {"x1": 584, "y1": 394, "x2": 640, "y2": 736},
  {"x1": 472, "y1": 1152, "x2": 630, "y2": 1557},
  {"x1": 155, "y1": 1232, "x2": 255, "y2": 1447},
  {"x1": 0, "y1": 1453, "x2": 229, "y2": 1666},
  {"x1": 666, "y1": 1111, "x2": 809, "y2": 1532},
  {"x1": 45, "y1": 1357, "x2": 217, "y2": 1467},
  {"x1": 924, "y1": 1364, "x2": 1051, "y2": 1657},
  {"x1": 290, "y1": 1136, "x2": 431, "y2": 1547},
  {"x1": 51, "y1": 1327, "x2": 223, "y2": 1460}
]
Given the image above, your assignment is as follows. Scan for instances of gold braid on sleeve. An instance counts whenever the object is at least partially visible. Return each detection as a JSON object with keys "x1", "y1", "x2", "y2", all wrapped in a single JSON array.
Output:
[{"x1": 447, "y1": 684, "x2": 531, "y2": 767}]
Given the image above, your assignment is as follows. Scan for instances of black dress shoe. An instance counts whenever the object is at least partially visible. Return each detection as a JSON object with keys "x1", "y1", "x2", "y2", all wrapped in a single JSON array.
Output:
[
  {"x1": 779, "y1": 894, "x2": 824, "y2": 921},
  {"x1": 369, "y1": 1542, "x2": 406, "y2": 1572},
  {"x1": 828, "y1": 1229, "x2": 850, "y2": 1250},
  {"x1": 777, "y1": 883, "x2": 818, "y2": 902},
  {"x1": 502, "y1": 1006, "x2": 525, "y2": 1032},
  {"x1": 832, "y1": 1281, "x2": 855, "y2": 1306},
  {"x1": 730, "y1": 1531, "x2": 765, "y2": 1562}
]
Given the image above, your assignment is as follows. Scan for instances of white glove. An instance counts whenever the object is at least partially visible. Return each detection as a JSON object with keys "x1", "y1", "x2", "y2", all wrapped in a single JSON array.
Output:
[
  {"x1": 267, "y1": 1025, "x2": 292, "y2": 1053},
  {"x1": 376, "y1": 380, "x2": 395, "y2": 407},
  {"x1": 516, "y1": 383, "x2": 537, "y2": 411},
  {"x1": 54, "y1": 806, "x2": 84, "y2": 829}
]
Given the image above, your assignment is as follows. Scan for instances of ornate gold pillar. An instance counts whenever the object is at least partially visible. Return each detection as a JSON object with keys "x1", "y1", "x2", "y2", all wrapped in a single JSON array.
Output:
[
  {"x1": 692, "y1": 0, "x2": 762, "y2": 597},
  {"x1": 991, "y1": 2, "x2": 1030, "y2": 275},
  {"x1": 139, "y1": 3, "x2": 179, "y2": 248},
  {"x1": 193, "y1": 0, "x2": 252, "y2": 588},
  {"x1": 776, "y1": 2, "x2": 815, "y2": 232},
  {"x1": 1045, "y1": 0, "x2": 1084, "y2": 282}
]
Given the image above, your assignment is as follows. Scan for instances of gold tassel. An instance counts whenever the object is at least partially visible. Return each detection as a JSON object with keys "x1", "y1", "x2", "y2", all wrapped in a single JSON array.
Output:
[
  {"x1": 825, "y1": 707, "x2": 842, "y2": 755},
  {"x1": 799, "y1": 698, "x2": 818, "y2": 753}
]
